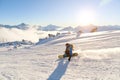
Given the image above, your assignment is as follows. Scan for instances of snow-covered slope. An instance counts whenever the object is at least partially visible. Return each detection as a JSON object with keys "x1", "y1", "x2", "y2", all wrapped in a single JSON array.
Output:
[{"x1": 0, "y1": 30, "x2": 120, "y2": 80}]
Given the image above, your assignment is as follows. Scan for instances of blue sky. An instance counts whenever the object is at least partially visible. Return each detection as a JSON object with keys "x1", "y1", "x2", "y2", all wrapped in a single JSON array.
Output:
[{"x1": 0, "y1": 0, "x2": 120, "y2": 27}]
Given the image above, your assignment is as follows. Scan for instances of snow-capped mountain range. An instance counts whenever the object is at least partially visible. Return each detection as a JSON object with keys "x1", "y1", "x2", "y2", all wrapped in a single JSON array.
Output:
[
  {"x1": 0, "y1": 23, "x2": 120, "y2": 43},
  {"x1": 0, "y1": 23, "x2": 120, "y2": 31},
  {"x1": 1, "y1": 23, "x2": 120, "y2": 31},
  {"x1": 0, "y1": 23, "x2": 29, "y2": 30},
  {"x1": 41, "y1": 24, "x2": 62, "y2": 31}
]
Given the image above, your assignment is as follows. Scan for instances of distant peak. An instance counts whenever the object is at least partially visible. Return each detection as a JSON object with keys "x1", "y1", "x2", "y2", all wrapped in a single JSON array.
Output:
[{"x1": 18, "y1": 23, "x2": 28, "y2": 26}]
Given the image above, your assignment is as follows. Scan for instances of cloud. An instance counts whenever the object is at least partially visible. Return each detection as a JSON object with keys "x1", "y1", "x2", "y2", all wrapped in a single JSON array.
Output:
[
  {"x1": 0, "y1": 27, "x2": 58, "y2": 43},
  {"x1": 0, "y1": 27, "x2": 40, "y2": 42},
  {"x1": 100, "y1": 0, "x2": 112, "y2": 6}
]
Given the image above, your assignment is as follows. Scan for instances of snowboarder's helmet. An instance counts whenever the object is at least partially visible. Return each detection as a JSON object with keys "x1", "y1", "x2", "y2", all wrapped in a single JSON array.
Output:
[{"x1": 65, "y1": 43, "x2": 69, "y2": 46}]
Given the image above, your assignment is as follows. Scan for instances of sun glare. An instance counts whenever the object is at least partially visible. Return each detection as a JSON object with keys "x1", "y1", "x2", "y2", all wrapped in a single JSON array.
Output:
[{"x1": 77, "y1": 10, "x2": 96, "y2": 26}]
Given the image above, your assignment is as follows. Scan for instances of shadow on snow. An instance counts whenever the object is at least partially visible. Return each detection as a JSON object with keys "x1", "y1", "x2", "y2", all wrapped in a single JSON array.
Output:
[{"x1": 47, "y1": 59, "x2": 69, "y2": 80}]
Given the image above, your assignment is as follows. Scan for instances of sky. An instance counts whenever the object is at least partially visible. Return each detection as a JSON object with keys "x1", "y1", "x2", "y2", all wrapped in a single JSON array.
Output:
[{"x1": 0, "y1": 0, "x2": 120, "y2": 27}]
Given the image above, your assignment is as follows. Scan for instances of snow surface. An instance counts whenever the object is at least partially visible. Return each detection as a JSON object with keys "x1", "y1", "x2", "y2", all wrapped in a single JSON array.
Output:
[{"x1": 0, "y1": 30, "x2": 120, "y2": 80}]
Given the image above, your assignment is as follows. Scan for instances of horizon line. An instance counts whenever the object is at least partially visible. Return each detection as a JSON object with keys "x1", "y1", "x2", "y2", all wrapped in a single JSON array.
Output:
[{"x1": 0, "y1": 23, "x2": 120, "y2": 27}]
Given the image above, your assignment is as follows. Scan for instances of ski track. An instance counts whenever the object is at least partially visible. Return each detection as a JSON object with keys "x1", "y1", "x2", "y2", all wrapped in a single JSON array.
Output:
[{"x1": 0, "y1": 30, "x2": 120, "y2": 80}]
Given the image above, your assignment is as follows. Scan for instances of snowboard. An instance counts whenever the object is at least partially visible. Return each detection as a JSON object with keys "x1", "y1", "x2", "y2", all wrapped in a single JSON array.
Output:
[{"x1": 58, "y1": 53, "x2": 78, "y2": 59}]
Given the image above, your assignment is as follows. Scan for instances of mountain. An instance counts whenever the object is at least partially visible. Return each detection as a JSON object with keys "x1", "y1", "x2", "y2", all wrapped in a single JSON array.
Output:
[
  {"x1": 60, "y1": 26, "x2": 74, "y2": 31},
  {"x1": 74, "y1": 24, "x2": 97, "y2": 32},
  {"x1": 16, "y1": 23, "x2": 29, "y2": 30},
  {"x1": 0, "y1": 24, "x2": 14, "y2": 29},
  {"x1": 0, "y1": 23, "x2": 29, "y2": 30},
  {"x1": 41, "y1": 24, "x2": 61, "y2": 31},
  {"x1": 98, "y1": 25, "x2": 120, "y2": 31},
  {"x1": 0, "y1": 23, "x2": 120, "y2": 31},
  {"x1": 74, "y1": 24, "x2": 120, "y2": 32}
]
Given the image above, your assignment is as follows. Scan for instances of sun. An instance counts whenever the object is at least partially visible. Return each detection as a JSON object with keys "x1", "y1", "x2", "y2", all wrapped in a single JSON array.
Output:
[{"x1": 77, "y1": 10, "x2": 96, "y2": 26}]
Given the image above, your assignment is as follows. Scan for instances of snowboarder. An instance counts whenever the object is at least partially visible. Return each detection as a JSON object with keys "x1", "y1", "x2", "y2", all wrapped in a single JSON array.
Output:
[{"x1": 63, "y1": 43, "x2": 73, "y2": 61}]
